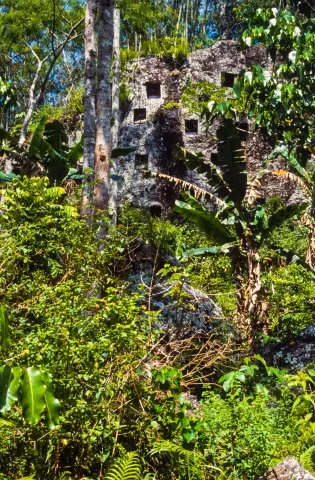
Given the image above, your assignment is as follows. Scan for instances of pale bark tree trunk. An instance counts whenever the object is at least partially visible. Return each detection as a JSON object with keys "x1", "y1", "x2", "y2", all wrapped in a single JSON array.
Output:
[
  {"x1": 81, "y1": 0, "x2": 98, "y2": 216},
  {"x1": 94, "y1": 0, "x2": 114, "y2": 212},
  {"x1": 220, "y1": 0, "x2": 231, "y2": 40},
  {"x1": 109, "y1": 8, "x2": 121, "y2": 226}
]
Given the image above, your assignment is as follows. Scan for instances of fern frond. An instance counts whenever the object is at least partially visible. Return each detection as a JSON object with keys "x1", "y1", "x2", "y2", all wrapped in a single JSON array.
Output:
[
  {"x1": 105, "y1": 452, "x2": 142, "y2": 480},
  {"x1": 0, "y1": 418, "x2": 14, "y2": 428},
  {"x1": 150, "y1": 441, "x2": 206, "y2": 479},
  {"x1": 149, "y1": 171, "x2": 226, "y2": 207},
  {"x1": 300, "y1": 446, "x2": 315, "y2": 473},
  {"x1": 271, "y1": 170, "x2": 311, "y2": 195}
]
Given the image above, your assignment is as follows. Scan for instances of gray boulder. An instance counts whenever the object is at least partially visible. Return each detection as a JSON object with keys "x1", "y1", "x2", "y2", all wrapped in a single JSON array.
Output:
[{"x1": 257, "y1": 457, "x2": 315, "y2": 480}]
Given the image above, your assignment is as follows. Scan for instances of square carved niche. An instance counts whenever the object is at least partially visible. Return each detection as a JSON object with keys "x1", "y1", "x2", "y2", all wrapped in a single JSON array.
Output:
[
  {"x1": 146, "y1": 82, "x2": 161, "y2": 99},
  {"x1": 221, "y1": 72, "x2": 236, "y2": 88},
  {"x1": 185, "y1": 119, "x2": 198, "y2": 135},
  {"x1": 134, "y1": 108, "x2": 146, "y2": 124},
  {"x1": 135, "y1": 154, "x2": 149, "y2": 169}
]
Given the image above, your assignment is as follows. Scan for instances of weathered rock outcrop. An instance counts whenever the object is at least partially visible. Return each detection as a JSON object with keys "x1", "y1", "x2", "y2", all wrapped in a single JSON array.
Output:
[
  {"x1": 257, "y1": 457, "x2": 315, "y2": 480},
  {"x1": 128, "y1": 241, "x2": 223, "y2": 338},
  {"x1": 116, "y1": 40, "x2": 307, "y2": 213},
  {"x1": 258, "y1": 326, "x2": 315, "y2": 371}
]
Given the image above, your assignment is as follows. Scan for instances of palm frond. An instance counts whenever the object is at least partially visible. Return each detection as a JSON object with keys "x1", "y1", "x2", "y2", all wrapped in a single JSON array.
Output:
[
  {"x1": 300, "y1": 446, "x2": 315, "y2": 473},
  {"x1": 104, "y1": 452, "x2": 142, "y2": 480},
  {"x1": 149, "y1": 171, "x2": 226, "y2": 207}
]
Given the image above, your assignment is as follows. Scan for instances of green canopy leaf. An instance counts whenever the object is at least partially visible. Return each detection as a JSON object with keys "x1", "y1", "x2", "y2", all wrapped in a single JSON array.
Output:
[
  {"x1": 175, "y1": 199, "x2": 235, "y2": 245},
  {"x1": 0, "y1": 365, "x2": 22, "y2": 414},
  {"x1": 20, "y1": 367, "x2": 47, "y2": 424},
  {"x1": 0, "y1": 307, "x2": 10, "y2": 351},
  {"x1": 41, "y1": 371, "x2": 60, "y2": 429}
]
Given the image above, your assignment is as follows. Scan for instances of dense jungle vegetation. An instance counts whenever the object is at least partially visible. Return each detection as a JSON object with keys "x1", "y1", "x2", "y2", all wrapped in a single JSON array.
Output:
[{"x1": 0, "y1": 0, "x2": 315, "y2": 479}]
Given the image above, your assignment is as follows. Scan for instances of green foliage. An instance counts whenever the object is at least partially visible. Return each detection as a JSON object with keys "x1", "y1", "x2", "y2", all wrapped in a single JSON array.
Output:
[
  {"x1": 264, "y1": 264, "x2": 315, "y2": 338},
  {"x1": 181, "y1": 80, "x2": 233, "y2": 115},
  {"x1": 240, "y1": 9, "x2": 315, "y2": 163},
  {"x1": 198, "y1": 388, "x2": 300, "y2": 479},
  {"x1": 0, "y1": 118, "x2": 83, "y2": 183},
  {"x1": 121, "y1": 37, "x2": 189, "y2": 66},
  {"x1": 190, "y1": 256, "x2": 236, "y2": 317},
  {"x1": 104, "y1": 452, "x2": 142, "y2": 480},
  {"x1": 151, "y1": 441, "x2": 208, "y2": 480}
]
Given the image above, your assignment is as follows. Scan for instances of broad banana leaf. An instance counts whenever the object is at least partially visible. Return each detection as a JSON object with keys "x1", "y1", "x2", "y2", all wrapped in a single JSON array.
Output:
[
  {"x1": 66, "y1": 138, "x2": 83, "y2": 165},
  {"x1": 181, "y1": 246, "x2": 223, "y2": 261},
  {"x1": 216, "y1": 120, "x2": 246, "y2": 204},
  {"x1": 0, "y1": 365, "x2": 22, "y2": 414},
  {"x1": 181, "y1": 191, "x2": 208, "y2": 212},
  {"x1": 20, "y1": 367, "x2": 47, "y2": 424},
  {"x1": 175, "y1": 200, "x2": 235, "y2": 245},
  {"x1": 0, "y1": 307, "x2": 10, "y2": 351},
  {"x1": 178, "y1": 149, "x2": 229, "y2": 196},
  {"x1": 265, "y1": 203, "x2": 308, "y2": 236},
  {"x1": 0, "y1": 170, "x2": 18, "y2": 182},
  {"x1": 28, "y1": 117, "x2": 47, "y2": 157},
  {"x1": 44, "y1": 120, "x2": 68, "y2": 157},
  {"x1": 41, "y1": 370, "x2": 60, "y2": 429}
]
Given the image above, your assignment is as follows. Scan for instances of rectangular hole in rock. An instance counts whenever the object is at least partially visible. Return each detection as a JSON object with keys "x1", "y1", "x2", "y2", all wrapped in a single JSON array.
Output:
[
  {"x1": 134, "y1": 108, "x2": 146, "y2": 124},
  {"x1": 135, "y1": 154, "x2": 149, "y2": 169},
  {"x1": 237, "y1": 122, "x2": 249, "y2": 142},
  {"x1": 221, "y1": 72, "x2": 236, "y2": 88},
  {"x1": 185, "y1": 119, "x2": 198, "y2": 135},
  {"x1": 146, "y1": 82, "x2": 161, "y2": 99}
]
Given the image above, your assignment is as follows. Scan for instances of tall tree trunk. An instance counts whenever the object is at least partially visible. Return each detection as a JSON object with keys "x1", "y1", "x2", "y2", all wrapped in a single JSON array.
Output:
[
  {"x1": 94, "y1": 0, "x2": 114, "y2": 212},
  {"x1": 81, "y1": 0, "x2": 98, "y2": 216},
  {"x1": 231, "y1": 240, "x2": 267, "y2": 345},
  {"x1": 109, "y1": 8, "x2": 120, "y2": 226},
  {"x1": 245, "y1": 238, "x2": 266, "y2": 343},
  {"x1": 220, "y1": 0, "x2": 231, "y2": 40},
  {"x1": 305, "y1": 198, "x2": 315, "y2": 270}
]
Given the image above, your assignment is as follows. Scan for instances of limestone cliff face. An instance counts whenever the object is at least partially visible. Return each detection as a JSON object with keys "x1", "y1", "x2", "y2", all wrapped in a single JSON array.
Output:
[{"x1": 116, "y1": 40, "x2": 307, "y2": 214}]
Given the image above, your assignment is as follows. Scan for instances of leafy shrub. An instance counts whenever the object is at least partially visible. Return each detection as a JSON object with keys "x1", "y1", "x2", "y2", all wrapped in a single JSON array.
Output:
[
  {"x1": 264, "y1": 264, "x2": 315, "y2": 338},
  {"x1": 181, "y1": 80, "x2": 232, "y2": 115},
  {"x1": 198, "y1": 388, "x2": 301, "y2": 479},
  {"x1": 190, "y1": 256, "x2": 236, "y2": 317}
]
